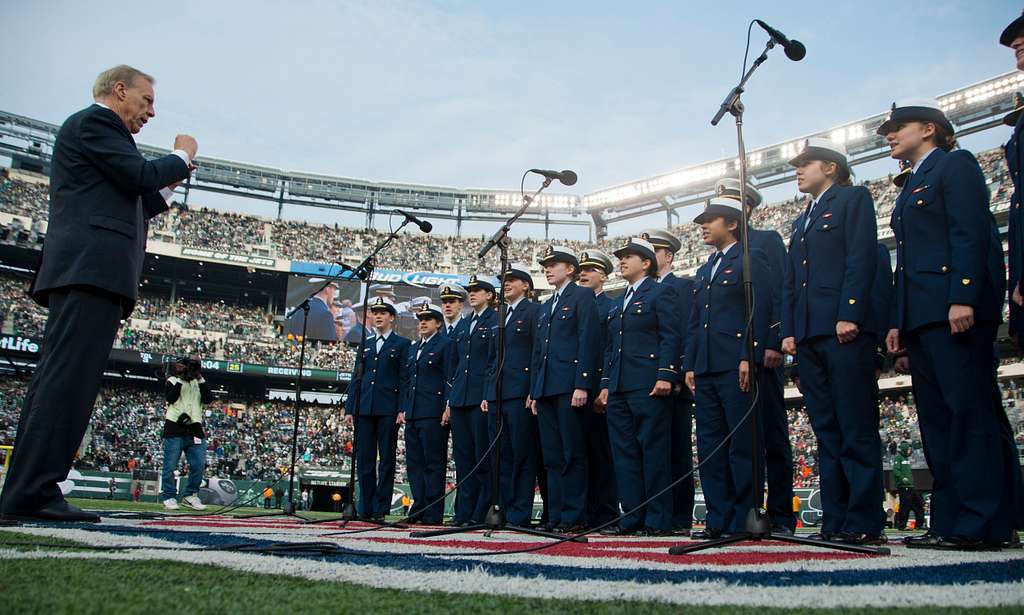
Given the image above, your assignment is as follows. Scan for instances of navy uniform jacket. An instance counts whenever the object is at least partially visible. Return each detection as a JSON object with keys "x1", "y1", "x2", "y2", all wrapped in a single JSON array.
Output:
[
  {"x1": 285, "y1": 297, "x2": 338, "y2": 342},
  {"x1": 890, "y1": 149, "x2": 1005, "y2": 333},
  {"x1": 530, "y1": 282, "x2": 600, "y2": 399},
  {"x1": 871, "y1": 243, "x2": 894, "y2": 370},
  {"x1": 602, "y1": 277, "x2": 682, "y2": 394},
  {"x1": 448, "y1": 307, "x2": 497, "y2": 407},
  {"x1": 442, "y1": 316, "x2": 468, "y2": 339},
  {"x1": 1006, "y1": 114, "x2": 1024, "y2": 337},
  {"x1": 484, "y1": 300, "x2": 541, "y2": 401},
  {"x1": 347, "y1": 332, "x2": 411, "y2": 416},
  {"x1": 403, "y1": 334, "x2": 456, "y2": 420},
  {"x1": 32, "y1": 104, "x2": 191, "y2": 319},
  {"x1": 660, "y1": 273, "x2": 695, "y2": 385},
  {"x1": 748, "y1": 228, "x2": 787, "y2": 349},
  {"x1": 589, "y1": 292, "x2": 616, "y2": 395},
  {"x1": 683, "y1": 246, "x2": 771, "y2": 376},
  {"x1": 782, "y1": 185, "x2": 878, "y2": 343}
]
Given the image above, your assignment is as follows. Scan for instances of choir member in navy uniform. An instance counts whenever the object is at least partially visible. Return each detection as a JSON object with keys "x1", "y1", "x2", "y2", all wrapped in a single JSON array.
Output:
[
  {"x1": 530, "y1": 246, "x2": 600, "y2": 533},
  {"x1": 713, "y1": 179, "x2": 795, "y2": 535},
  {"x1": 1003, "y1": 14, "x2": 1024, "y2": 351},
  {"x1": 871, "y1": 243, "x2": 894, "y2": 376},
  {"x1": 882, "y1": 99, "x2": 1021, "y2": 550},
  {"x1": 684, "y1": 198, "x2": 771, "y2": 539},
  {"x1": 345, "y1": 297, "x2": 411, "y2": 521},
  {"x1": 641, "y1": 228, "x2": 697, "y2": 535},
  {"x1": 482, "y1": 264, "x2": 541, "y2": 526},
  {"x1": 439, "y1": 284, "x2": 469, "y2": 338},
  {"x1": 780, "y1": 137, "x2": 885, "y2": 546},
  {"x1": 576, "y1": 249, "x2": 619, "y2": 528},
  {"x1": 597, "y1": 238, "x2": 682, "y2": 536},
  {"x1": 445, "y1": 275, "x2": 498, "y2": 525},
  {"x1": 403, "y1": 303, "x2": 456, "y2": 524}
]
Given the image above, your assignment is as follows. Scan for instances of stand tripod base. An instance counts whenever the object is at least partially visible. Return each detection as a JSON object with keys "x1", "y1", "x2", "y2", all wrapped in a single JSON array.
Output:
[
  {"x1": 667, "y1": 509, "x2": 889, "y2": 556},
  {"x1": 409, "y1": 506, "x2": 587, "y2": 543},
  {"x1": 233, "y1": 500, "x2": 317, "y2": 522}
]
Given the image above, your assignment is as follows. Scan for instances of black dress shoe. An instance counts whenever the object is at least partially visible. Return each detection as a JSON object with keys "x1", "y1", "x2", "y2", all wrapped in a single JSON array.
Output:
[
  {"x1": 598, "y1": 525, "x2": 638, "y2": 536},
  {"x1": 2, "y1": 500, "x2": 100, "y2": 523},
  {"x1": 535, "y1": 522, "x2": 557, "y2": 532},
  {"x1": 997, "y1": 530, "x2": 1022, "y2": 549},
  {"x1": 933, "y1": 536, "x2": 1001, "y2": 551},
  {"x1": 904, "y1": 532, "x2": 943, "y2": 548},
  {"x1": 641, "y1": 527, "x2": 674, "y2": 537},
  {"x1": 691, "y1": 528, "x2": 727, "y2": 540},
  {"x1": 806, "y1": 531, "x2": 838, "y2": 541},
  {"x1": 771, "y1": 524, "x2": 795, "y2": 536},
  {"x1": 557, "y1": 524, "x2": 587, "y2": 534},
  {"x1": 837, "y1": 532, "x2": 888, "y2": 546},
  {"x1": 672, "y1": 526, "x2": 692, "y2": 537}
]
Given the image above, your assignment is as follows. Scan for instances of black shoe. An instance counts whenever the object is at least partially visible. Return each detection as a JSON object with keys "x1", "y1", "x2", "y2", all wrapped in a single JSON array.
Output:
[
  {"x1": 998, "y1": 530, "x2": 1022, "y2": 549},
  {"x1": 771, "y1": 524, "x2": 795, "y2": 536},
  {"x1": 806, "y1": 531, "x2": 838, "y2": 541},
  {"x1": 599, "y1": 525, "x2": 638, "y2": 536},
  {"x1": 904, "y1": 532, "x2": 944, "y2": 548},
  {"x1": 691, "y1": 528, "x2": 727, "y2": 540},
  {"x1": 1, "y1": 500, "x2": 100, "y2": 523},
  {"x1": 672, "y1": 526, "x2": 692, "y2": 537},
  {"x1": 535, "y1": 522, "x2": 557, "y2": 532},
  {"x1": 557, "y1": 524, "x2": 587, "y2": 535},
  {"x1": 444, "y1": 518, "x2": 462, "y2": 527},
  {"x1": 933, "y1": 536, "x2": 1001, "y2": 551},
  {"x1": 641, "y1": 527, "x2": 674, "y2": 537},
  {"x1": 837, "y1": 532, "x2": 888, "y2": 546}
]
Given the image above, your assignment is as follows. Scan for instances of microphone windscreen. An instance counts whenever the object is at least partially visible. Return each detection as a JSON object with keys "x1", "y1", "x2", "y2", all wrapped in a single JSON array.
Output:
[
  {"x1": 420, "y1": 221, "x2": 433, "y2": 233},
  {"x1": 786, "y1": 40, "x2": 806, "y2": 61},
  {"x1": 560, "y1": 170, "x2": 578, "y2": 186}
]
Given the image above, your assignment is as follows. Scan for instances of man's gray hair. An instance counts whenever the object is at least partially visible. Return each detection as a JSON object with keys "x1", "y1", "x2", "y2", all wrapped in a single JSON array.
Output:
[{"x1": 92, "y1": 65, "x2": 155, "y2": 99}]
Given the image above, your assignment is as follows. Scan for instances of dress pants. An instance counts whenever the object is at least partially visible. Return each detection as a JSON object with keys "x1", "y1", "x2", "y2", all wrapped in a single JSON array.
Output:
[
  {"x1": 796, "y1": 334, "x2": 884, "y2": 536},
  {"x1": 694, "y1": 369, "x2": 762, "y2": 533},
  {"x1": 904, "y1": 322, "x2": 1019, "y2": 542},
  {"x1": 536, "y1": 393, "x2": 587, "y2": 527},
  {"x1": 487, "y1": 397, "x2": 538, "y2": 526},
  {"x1": 355, "y1": 414, "x2": 399, "y2": 518},
  {"x1": 760, "y1": 366, "x2": 795, "y2": 530},
  {"x1": 449, "y1": 404, "x2": 482, "y2": 522},
  {"x1": 0, "y1": 287, "x2": 122, "y2": 515},
  {"x1": 606, "y1": 390, "x2": 672, "y2": 531},
  {"x1": 670, "y1": 391, "x2": 695, "y2": 529},
  {"x1": 471, "y1": 405, "x2": 493, "y2": 521},
  {"x1": 584, "y1": 400, "x2": 618, "y2": 527},
  {"x1": 404, "y1": 417, "x2": 447, "y2": 524}
]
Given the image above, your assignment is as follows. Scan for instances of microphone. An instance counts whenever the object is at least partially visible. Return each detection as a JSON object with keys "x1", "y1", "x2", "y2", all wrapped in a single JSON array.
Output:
[
  {"x1": 395, "y1": 210, "x2": 433, "y2": 233},
  {"x1": 754, "y1": 20, "x2": 806, "y2": 61},
  {"x1": 528, "y1": 169, "x2": 578, "y2": 186}
]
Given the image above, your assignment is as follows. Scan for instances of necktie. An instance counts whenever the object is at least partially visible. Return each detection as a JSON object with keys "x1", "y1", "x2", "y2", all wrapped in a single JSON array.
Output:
[
  {"x1": 416, "y1": 340, "x2": 425, "y2": 360},
  {"x1": 505, "y1": 304, "x2": 515, "y2": 325},
  {"x1": 622, "y1": 286, "x2": 634, "y2": 310},
  {"x1": 550, "y1": 291, "x2": 561, "y2": 315},
  {"x1": 710, "y1": 252, "x2": 723, "y2": 278},
  {"x1": 469, "y1": 314, "x2": 479, "y2": 334},
  {"x1": 447, "y1": 324, "x2": 453, "y2": 336},
  {"x1": 375, "y1": 335, "x2": 385, "y2": 354},
  {"x1": 803, "y1": 199, "x2": 816, "y2": 231}
]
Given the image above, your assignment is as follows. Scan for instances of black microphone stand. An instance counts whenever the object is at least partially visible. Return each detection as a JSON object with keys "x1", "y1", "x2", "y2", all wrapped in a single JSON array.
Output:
[
  {"x1": 410, "y1": 176, "x2": 585, "y2": 543},
  {"x1": 305, "y1": 219, "x2": 416, "y2": 527},
  {"x1": 236, "y1": 269, "x2": 350, "y2": 521},
  {"x1": 667, "y1": 38, "x2": 888, "y2": 556}
]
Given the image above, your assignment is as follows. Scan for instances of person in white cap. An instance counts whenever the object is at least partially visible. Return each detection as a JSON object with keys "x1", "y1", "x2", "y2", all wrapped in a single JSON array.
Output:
[
  {"x1": 345, "y1": 296, "x2": 411, "y2": 521},
  {"x1": 596, "y1": 237, "x2": 682, "y2": 536},
  {"x1": 402, "y1": 303, "x2": 456, "y2": 525},
  {"x1": 780, "y1": 136, "x2": 885, "y2": 546},
  {"x1": 683, "y1": 197, "x2": 771, "y2": 540},
  {"x1": 881, "y1": 99, "x2": 1019, "y2": 550},
  {"x1": 529, "y1": 246, "x2": 600, "y2": 533}
]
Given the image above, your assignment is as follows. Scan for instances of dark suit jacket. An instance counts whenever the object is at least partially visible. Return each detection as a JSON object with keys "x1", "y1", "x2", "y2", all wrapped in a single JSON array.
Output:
[
  {"x1": 448, "y1": 307, "x2": 497, "y2": 407},
  {"x1": 347, "y1": 332, "x2": 412, "y2": 416},
  {"x1": 285, "y1": 297, "x2": 338, "y2": 341},
  {"x1": 783, "y1": 184, "x2": 878, "y2": 343},
  {"x1": 660, "y1": 272, "x2": 694, "y2": 386},
  {"x1": 32, "y1": 104, "x2": 190, "y2": 318},
  {"x1": 403, "y1": 334, "x2": 456, "y2": 420},
  {"x1": 747, "y1": 228, "x2": 787, "y2": 349},
  {"x1": 602, "y1": 277, "x2": 682, "y2": 394},
  {"x1": 530, "y1": 282, "x2": 600, "y2": 399},
  {"x1": 1006, "y1": 114, "x2": 1024, "y2": 336},
  {"x1": 485, "y1": 300, "x2": 540, "y2": 402},
  {"x1": 889, "y1": 148, "x2": 1005, "y2": 332}
]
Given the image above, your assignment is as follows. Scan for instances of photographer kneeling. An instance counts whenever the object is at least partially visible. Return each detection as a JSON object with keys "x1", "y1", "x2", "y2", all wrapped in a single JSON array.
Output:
[{"x1": 161, "y1": 357, "x2": 214, "y2": 510}]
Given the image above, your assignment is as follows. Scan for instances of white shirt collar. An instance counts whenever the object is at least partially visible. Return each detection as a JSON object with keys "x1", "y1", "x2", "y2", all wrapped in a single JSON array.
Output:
[
  {"x1": 375, "y1": 329, "x2": 392, "y2": 341},
  {"x1": 555, "y1": 278, "x2": 572, "y2": 293},
  {"x1": 627, "y1": 276, "x2": 647, "y2": 293},
  {"x1": 420, "y1": 332, "x2": 436, "y2": 345},
  {"x1": 446, "y1": 315, "x2": 462, "y2": 327},
  {"x1": 473, "y1": 305, "x2": 488, "y2": 317},
  {"x1": 507, "y1": 296, "x2": 525, "y2": 310},
  {"x1": 912, "y1": 147, "x2": 938, "y2": 174},
  {"x1": 718, "y1": 241, "x2": 737, "y2": 257},
  {"x1": 94, "y1": 101, "x2": 111, "y2": 110}
]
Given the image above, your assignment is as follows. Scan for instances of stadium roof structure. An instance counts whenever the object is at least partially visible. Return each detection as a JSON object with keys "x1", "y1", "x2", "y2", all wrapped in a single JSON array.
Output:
[{"x1": 1, "y1": 71, "x2": 1020, "y2": 237}]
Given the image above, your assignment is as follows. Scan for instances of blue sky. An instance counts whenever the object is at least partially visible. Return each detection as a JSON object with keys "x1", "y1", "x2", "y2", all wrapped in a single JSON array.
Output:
[{"x1": 1, "y1": 1, "x2": 1019, "y2": 239}]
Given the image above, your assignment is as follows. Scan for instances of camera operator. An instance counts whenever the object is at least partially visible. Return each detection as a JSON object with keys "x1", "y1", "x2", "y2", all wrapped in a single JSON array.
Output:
[{"x1": 160, "y1": 357, "x2": 214, "y2": 511}]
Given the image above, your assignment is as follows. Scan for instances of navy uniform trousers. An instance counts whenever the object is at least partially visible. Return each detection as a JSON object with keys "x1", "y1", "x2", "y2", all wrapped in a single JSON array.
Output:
[
  {"x1": 606, "y1": 392, "x2": 673, "y2": 530},
  {"x1": 449, "y1": 404, "x2": 485, "y2": 522},
  {"x1": 795, "y1": 334, "x2": 884, "y2": 535},
  {"x1": 355, "y1": 416, "x2": 399, "y2": 517},
  {"x1": 669, "y1": 391, "x2": 695, "y2": 529},
  {"x1": 759, "y1": 366, "x2": 795, "y2": 530},
  {"x1": 487, "y1": 397, "x2": 539, "y2": 526},
  {"x1": 536, "y1": 394, "x2": 588, "y2": 526},
  {"x1": 405, "y1": 418, "x2": 447, "y2": 524}
]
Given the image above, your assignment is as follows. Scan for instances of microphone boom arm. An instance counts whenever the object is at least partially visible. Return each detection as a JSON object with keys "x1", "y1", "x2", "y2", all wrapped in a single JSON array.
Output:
[
  {"x1": 711, "y1": 39, "x2": 774, "y2": 126},
  {"x1": 477, "y1": 177, "x2": 553, "y2": 260}
]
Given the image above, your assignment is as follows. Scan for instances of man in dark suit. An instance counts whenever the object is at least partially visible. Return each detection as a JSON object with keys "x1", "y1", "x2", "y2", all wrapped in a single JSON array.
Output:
[
  {"x1": 286, "y1": 281, "x2": 338, "y2": 341},
  {"x1": 643, "y1": 228, "x2": 697, "y2": 535},
  {"x1": 346, "y1": 297, "x2": 411, "y2": 521},
  {"x1": 0, "y1": 65, "x2": 196, "y2": 522},
  {"x1": 404, "y1": 303, "x2": 456, "y2": 524},
  {"x1": 530, "y1": 246, "x2": 599, "y2": 533}
]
